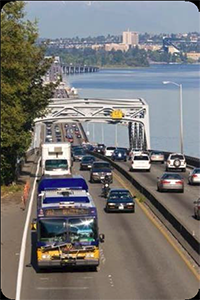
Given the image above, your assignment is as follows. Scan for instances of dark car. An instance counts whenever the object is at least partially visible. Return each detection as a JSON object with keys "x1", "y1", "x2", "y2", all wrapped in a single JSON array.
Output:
[
  {"x1": 80, "y1": 155, "x2": 96, "y2": 170},
  {"x1": 84, "y1": 144, "x2": 94, "y2": 151},
  {"x1": 111, "y1": 148, "x2": 127, "y2": 161},
  {"x1": 73, "y1": 149, "x2": 86, "y2": 161},
  {"x1": 66, "y1": 134, "x2": 73, "y2": 143},
  {"x1": 90, "y1": 161, "x2": 113, "y2": 183},
  {"x1": 105, "y1": 189, "x2": 135, "y2": 213},
  {"x1": 95, "y1": 144, "x2": 106, "y2": 155}
]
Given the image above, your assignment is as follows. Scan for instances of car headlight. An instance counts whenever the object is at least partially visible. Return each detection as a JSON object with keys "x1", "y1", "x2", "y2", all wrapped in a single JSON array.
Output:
[
  {"x1": 127, "y1": 203, "x2": 134, "y2": 206},
  {"x1": 92, "y1": 172, "x2": 99, "y2": 175},
  {"x1": 106, "y1": 173, "x2": 112, "y2": 175}
]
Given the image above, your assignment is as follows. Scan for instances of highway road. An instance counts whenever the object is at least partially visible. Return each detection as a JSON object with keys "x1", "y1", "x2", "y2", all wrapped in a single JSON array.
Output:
[
  {"x1": 111, "y1": 160, "x2": 200, "y2": 241},
  {"x1": 17, "y1": 124, "x2": 199, "y2": 300}
]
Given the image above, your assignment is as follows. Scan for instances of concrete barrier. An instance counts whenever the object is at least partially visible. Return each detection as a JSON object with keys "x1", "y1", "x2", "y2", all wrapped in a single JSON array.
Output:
[
  {"x1": 89, "y1": 151, "x2": 200, "y2": 265},
  {"x1": 150, "y1": 149, "x2": 200, "y2": 168}
]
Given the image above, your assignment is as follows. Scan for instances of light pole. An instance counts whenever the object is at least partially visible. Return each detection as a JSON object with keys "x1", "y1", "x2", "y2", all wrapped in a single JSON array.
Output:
[
  {"x1": 115, "y1": 123, "x2": 118, "y2": 147},
  {"x1": 163, "y1": 81, "x2": 183, "y2": 154},
  {"x1": 101, "y1": 123, "x2": 104, "y2": 144}
]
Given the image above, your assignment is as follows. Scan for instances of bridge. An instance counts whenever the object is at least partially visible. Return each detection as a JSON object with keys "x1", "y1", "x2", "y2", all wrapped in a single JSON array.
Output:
[
  {"x1": 34, "y1": 97, "x2": 151, "y2": 150},
  {"x1": 61, "y1": 64, "x2": 99, "y2": 75}
]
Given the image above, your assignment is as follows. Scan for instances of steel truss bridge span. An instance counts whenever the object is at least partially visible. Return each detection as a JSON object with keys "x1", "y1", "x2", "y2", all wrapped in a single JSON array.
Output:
[{"x1": 35, "y1": 97, "x2": 150, "y2": 150}]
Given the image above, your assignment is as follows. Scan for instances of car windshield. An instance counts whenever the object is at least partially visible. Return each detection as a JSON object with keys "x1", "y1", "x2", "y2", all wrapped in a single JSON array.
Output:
[
  {"x1": 152, "y1": 152, "x2": 163, "y2": 155},
  {"x1": 93, "y1": 163, "x2": 110, "y2": 169},
  {"x1": 82, "y1": 156, "x2": 94, "y2": 162},
  {"x1": 97, "y1": 145, "x2": 105, "y2": 148},
  {"x1": 194, "y1": 168, "x2": 200, "y2": 174},
  {"x1": 45, "y1": 159, "x2": 68, "y2": 170},
  {"x1": 134, "y1": 156, "x2": 149, "y2": 161},
  {"x1": 162, "y1": 174, "x2": 182, "y2": 179},
  {"x1": 109, "y1": 191, "x2": 132, "y2": 200},
  {"x1": 68, "y1": 218, "x2": 97, "y2": 243},
  {"x1": 39, "y1": 219, "x2": 67, "y2": 242},
  {"x1": 171, "y1": 155, "x2": 184, "y2": 160},
  {"x1": 115, "y1": 149, "x2": 126, "y2": 154},
  {"x1": 74, "y1": 150, "x2": 85, "y2": 155}
]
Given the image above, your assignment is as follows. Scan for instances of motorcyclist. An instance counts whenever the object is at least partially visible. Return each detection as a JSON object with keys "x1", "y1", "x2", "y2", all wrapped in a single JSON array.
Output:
[{"x1": 101, "y1": 175, "x2": 111, "y2": 197}]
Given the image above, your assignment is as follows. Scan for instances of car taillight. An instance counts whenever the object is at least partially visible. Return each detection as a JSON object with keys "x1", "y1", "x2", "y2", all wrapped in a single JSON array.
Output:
[
  {"x1": 176, "y1": 180, "x2": 183, "y2": 184},
  {"x1": 167, "y1": 160, "x2": 170, "y2": 164},
  {"x1": 161, "y1": 180, "x2": 170, "y2": 184},
  {"x1": 193, "y1": 174, "x2": 198, "y2": 178}
]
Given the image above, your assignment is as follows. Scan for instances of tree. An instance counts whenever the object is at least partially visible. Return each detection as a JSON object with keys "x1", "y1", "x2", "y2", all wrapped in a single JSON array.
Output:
[{"x1": 1, "y1": 2, "x2": 57, "y2": 185}]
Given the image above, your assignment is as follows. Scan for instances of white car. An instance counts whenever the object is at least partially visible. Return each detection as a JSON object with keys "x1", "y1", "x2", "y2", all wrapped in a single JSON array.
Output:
[
  {"x1": 105, "y1": 147, "x2": 116, "y2": 157},
  {"x1": 188, "y1": 168, "x2": 200, "y2": 185},
  {"x1": 130, "y1": 154, "x2": 151, "y2": 172},
  {"x1": 129, "y1": 148, "x2": 143, "y2": 160},
  {"x1": 166, "y1": 153, "x2": 186, "y2": 172}
]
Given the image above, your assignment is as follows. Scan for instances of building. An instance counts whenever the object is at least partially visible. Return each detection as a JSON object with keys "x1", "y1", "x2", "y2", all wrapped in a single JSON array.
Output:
[
  {"x1": 123, "y1": 29, "x2": 139, "y2": 47},
  {"x1": 186, "y1": 52, "x2": 200, "y2": 61},
  {"x1": 104, "y1": 43, "x2": 129, "y2": 52}
]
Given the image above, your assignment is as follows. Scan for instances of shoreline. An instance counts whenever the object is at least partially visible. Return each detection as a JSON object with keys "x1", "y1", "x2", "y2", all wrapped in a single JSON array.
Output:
[{"x1": 99, "y1": 62, "x2": 200, "y2": 70}]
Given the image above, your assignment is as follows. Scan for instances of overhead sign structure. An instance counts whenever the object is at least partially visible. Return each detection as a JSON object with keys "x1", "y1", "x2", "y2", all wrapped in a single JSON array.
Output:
[{"x1": 34, "y1": 97, "x2": 151, "y2": 150}]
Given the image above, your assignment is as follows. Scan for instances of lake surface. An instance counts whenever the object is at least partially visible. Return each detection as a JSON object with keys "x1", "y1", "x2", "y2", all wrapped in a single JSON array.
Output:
[{"x1": 65, "y1": 64, "x2": 200, "y2": 158}]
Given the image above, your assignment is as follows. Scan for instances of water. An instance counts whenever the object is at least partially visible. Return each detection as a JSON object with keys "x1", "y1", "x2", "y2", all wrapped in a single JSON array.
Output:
[{"x1": 65, "y1": 64, "x2": 200, "y2": 158}]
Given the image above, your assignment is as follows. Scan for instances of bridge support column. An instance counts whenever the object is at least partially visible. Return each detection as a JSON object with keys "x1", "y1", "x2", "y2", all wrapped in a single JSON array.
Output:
[{"x1": 128, "y1": 122, "x2": 148, "y2": 150}]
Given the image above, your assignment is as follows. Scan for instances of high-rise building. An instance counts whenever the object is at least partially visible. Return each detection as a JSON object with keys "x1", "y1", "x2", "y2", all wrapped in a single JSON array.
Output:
[{"x1": 123, "y1": 29, "x2": 139, "y2": 46}]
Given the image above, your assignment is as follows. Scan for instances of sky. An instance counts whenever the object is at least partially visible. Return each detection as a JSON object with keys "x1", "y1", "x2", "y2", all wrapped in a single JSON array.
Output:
[{"x1": 24, "y1": 1, "x2": 200, "y2": 38}]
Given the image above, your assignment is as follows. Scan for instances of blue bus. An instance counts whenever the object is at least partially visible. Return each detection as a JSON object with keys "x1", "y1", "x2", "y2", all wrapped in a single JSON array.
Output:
[{"x1": 32, "y1": 176, "x2": 104, "y2": 270}]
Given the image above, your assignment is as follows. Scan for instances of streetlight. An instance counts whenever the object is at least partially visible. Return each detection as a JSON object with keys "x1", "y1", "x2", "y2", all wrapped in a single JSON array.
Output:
[
  {"x1": 101, "y1": 123, "x2": 104, "y2": 144},
  {"x1": 115, "y1": 123, "x2": 118, "y2": 147},
  {"x1": 162, "y1": 81, "x2": 183, "y2": 154}
]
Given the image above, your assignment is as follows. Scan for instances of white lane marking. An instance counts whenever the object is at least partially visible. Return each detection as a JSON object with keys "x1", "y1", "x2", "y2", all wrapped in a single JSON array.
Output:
[
  {"x1": 36, "y1": 287, "x2": 89, "y2": 290},
  {"x1": 15, "y1": 158, "x2": 41, "y2": 300}
]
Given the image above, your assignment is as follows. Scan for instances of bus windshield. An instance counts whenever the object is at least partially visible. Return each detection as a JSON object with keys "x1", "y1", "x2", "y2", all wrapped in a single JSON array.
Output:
[
  {"x1": 45, "y1": 159, "x2": 68, "y2": 170},
  {"x1": 39, "y1": 219, "x2": 67, "y2": 242},
  {"x1": 69, "y1": 217, "x2": 97, "y2": 243},
  {"x1": 39, "y1": 217, "x2": 98, "y2": 243}
]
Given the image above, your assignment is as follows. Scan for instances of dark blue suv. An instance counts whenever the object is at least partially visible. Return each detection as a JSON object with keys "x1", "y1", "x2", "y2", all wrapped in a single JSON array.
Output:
[{"x1": 111, "y1": 148, "x2": 127, "y2": 162}]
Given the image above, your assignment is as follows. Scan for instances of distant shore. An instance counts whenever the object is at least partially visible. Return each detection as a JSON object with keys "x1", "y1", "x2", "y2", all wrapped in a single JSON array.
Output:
[{"x1": 99, "y1": 61, "x2": 200, "y2": 69}]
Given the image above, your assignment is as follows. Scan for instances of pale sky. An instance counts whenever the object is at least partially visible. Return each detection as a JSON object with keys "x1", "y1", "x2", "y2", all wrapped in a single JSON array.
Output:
[{"x1": 24, "y1": 1, "x2": 200, "y2": 38}]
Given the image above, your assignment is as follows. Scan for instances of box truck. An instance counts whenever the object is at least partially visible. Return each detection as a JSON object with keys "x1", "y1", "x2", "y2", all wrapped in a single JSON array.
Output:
[{"x1": 41, "y1": 142, "x2": 72, "y2": 176}]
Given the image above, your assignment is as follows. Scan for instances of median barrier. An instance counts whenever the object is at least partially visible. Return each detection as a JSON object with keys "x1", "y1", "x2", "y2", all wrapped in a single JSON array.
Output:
[
  {"x1": 150, "y1": 149, "x2": 200, "y2": 168},
  {"x1": 88, "y1": 151, "x2": 200, "y2": 265}
]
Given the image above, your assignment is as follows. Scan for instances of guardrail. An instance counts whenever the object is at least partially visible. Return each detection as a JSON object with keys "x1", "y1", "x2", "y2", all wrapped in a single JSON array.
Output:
[{"x1": 88, "y1": 151, "x2": 200, "y2": 266}]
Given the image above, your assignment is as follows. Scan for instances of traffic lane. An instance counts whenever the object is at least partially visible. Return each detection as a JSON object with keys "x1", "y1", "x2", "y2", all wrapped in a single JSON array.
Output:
[
  {"x1": 20, "y1": 161, "x2": 198, "y2": 300},
  {"x1": 21, "y1": 164, "x2": 123, "y2": 300},
  {"x1": 75, "y1": 162, "x2": 198, "y2": 299},
  {"x1": 117, "y1": 160, "x2": 200, "y2": 240}
]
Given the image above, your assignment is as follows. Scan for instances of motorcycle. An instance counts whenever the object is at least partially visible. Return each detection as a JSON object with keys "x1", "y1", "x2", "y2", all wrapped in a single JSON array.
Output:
[{"x1": 101, "y1": 181, "x2": 110, "y2": 198}]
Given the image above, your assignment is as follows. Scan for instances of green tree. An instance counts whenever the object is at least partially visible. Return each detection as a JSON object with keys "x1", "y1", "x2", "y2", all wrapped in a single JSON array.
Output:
[{"x1": 1, "y1": 2, "x2": 57, "y2": 185}]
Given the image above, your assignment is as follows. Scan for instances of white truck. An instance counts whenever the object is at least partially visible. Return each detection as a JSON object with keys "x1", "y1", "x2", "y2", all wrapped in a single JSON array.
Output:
[{"x1": 41, "y1": 142, "x2": 72, "y2": 176}]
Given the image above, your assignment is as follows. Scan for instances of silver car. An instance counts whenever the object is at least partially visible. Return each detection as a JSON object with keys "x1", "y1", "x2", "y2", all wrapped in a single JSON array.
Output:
[
  {"x1": 188, "y1": 168, "x2": 200, "y2": 185},
  {"x1": 157, "y1": 173, "x2": 184, "y2": 193},
  {"x1": 150, "y1": 151, "x2": 164, "y2": 164}
]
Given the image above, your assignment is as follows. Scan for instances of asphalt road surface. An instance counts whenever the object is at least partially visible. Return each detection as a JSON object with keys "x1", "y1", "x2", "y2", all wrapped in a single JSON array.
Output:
[
  {"x1": 115, "y1": 160, "x2": 200, "y2": 240},
  {"x1": 19, "y1": 136, "x2": 198, "y2": 299}
]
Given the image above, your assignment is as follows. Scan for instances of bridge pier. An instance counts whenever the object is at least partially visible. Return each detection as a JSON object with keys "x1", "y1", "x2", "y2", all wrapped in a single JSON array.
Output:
[{"x1": 128, "y1": 122, "x2": 147, "y2": 150}]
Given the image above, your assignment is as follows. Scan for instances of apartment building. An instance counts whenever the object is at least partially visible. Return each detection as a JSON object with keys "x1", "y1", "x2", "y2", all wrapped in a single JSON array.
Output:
[{"x1": 123, "y1": 30, "x2": 139, "y2": 46}]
